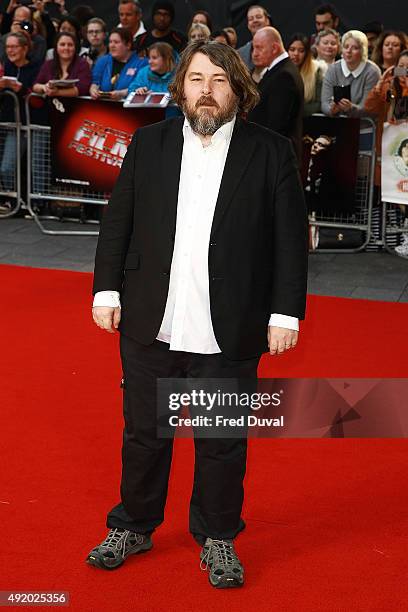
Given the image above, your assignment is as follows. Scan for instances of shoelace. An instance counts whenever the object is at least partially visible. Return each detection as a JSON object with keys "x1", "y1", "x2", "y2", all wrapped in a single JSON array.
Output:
[
  {"x1": 200, "y1": 539, "x2": 236, "y2": 571},
  {"x1": 102, "y1": 529, "x2": 144, "y2": 558}
]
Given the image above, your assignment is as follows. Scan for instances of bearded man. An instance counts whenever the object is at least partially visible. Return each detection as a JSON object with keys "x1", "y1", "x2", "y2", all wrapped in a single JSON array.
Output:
[{"x1": 87, "y1": 41, "x2": 308, "y2": 588}]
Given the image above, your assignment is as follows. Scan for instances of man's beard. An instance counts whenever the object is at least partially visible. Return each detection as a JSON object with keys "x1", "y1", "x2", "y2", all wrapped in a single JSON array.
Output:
[{"x1": 183, "y1": 95, "x2": 239, "y2": 136}]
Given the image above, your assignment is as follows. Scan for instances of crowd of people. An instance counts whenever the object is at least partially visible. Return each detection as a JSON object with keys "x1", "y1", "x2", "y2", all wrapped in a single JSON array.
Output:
[
  {"x1": 0, "y1": 1, "x2": 406, "y2": 121},
  {"x1": 0, "y1": 1, "x2": 407, "y2": 252}
]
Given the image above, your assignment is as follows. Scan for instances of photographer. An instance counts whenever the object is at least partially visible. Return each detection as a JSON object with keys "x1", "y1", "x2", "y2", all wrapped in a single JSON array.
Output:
[{"x1": 0, "y1": 3, "x2": 46, "y2": 65}]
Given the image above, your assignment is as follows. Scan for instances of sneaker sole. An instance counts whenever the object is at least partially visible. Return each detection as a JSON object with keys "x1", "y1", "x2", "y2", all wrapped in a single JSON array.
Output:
[
  {"x1": 86, "y1": 541, "x2": 153, "y2": 570},
  {"x1": 209, "y1": 574, "x2": 244, "y2": 588}
]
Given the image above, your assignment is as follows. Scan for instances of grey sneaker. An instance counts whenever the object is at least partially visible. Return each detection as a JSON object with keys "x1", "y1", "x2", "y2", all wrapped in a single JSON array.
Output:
[
  {"x1": 86, "y1": 528, "x2": 152, "y2": 570},
  {"x1": 200, "y1": 538, "x2": 244, "y2": 588}
]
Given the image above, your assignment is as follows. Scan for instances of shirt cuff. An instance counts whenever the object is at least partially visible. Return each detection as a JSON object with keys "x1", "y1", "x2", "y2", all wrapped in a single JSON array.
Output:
[
  {"x1": 93, "y1": 291, "x2": 121, "y2": 308},
  {"x1": 268, "y1": 313, "x2": 299, "y2": 331}
]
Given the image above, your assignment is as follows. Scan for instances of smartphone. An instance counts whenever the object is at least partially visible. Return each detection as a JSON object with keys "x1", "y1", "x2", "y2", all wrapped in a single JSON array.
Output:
[
  {"x1": 333, "y1": 85, "x2": 351, "y2": 103},
  {"x1": 98, "y1": 91, "x2": 112, "y2": 98},
  {"x1": 394, "y1": 67, "x2": 408, "y2": 77}
]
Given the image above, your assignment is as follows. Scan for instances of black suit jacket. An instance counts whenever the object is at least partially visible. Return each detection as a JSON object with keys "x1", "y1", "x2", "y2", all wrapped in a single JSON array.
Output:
[
  {"x1": 93, "y1": 116, "x2": 308, "y2": 360},
  {"x1": 248, "y1": 57, "x2": 304, "y2": 162}
]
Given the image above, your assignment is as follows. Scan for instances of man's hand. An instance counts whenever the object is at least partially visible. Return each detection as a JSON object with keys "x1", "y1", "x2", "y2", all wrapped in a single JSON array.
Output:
[
  {"x1": 92, "y1": 306, "x2": 121, "y2": 333},
  {"x1": 268, "y1": 326, "x2": 298, "y2": 355}
]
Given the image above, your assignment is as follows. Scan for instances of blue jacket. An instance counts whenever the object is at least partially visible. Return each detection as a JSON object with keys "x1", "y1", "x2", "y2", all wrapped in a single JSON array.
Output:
[
  {"x1": 128, "y1": 65, "x2": 175, "y2": 93},
  {"x1": 92, "y1": 52, "x2": 148, "y2": 91}
]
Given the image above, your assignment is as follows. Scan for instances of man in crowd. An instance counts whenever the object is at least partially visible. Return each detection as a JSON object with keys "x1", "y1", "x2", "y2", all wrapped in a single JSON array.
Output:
[
  {"x1": 310, "y1": 3, "x2": 340, "y2": 48},
  {"x1": 248, "y1": 26, "x2": 304, "y2": 162},
  {"x1": 135, "y1": 1, "x2": 187, "y2": 55},
  {"x1": 237, "y1": 4, "x2": 271, "y2": 71},
  {"x1": 118, "y1": 0, "x2": 145, "y2": 41},
  {"x1": 2, "y1": 2, "x2": 32, "y2": 34},
  {"x1": 87, "y1": 40, "x2": 307, "y2": 588},
  {"x1": 314, "y1": 3, "x2": 340, "y2": 33},
  {"x1": 0, "y1": 5, "x2": 46, "y2": 65},
  {"x1": 362, "y1": 21, "x2": 384, "y2": 58},
  {"x1": 85, "y1": 17, "x2": 107, "y2": 64}
]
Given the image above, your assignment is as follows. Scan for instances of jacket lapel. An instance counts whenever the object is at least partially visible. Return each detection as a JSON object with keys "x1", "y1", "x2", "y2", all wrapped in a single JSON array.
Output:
[
  {"x1": 210, "y1": 118, "x2": 256, "y2": 237},
  {"x1": 161, "y1": 117, "x2": 184, "y2": 240}
]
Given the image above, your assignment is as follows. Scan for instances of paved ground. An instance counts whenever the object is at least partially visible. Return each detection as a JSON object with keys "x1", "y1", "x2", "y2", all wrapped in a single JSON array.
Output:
[{"x1": 1, "y1": 216, "x2": 407, "y2": 302}]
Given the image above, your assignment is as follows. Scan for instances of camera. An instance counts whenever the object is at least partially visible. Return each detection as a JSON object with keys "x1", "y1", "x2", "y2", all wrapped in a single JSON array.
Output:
[
  {"x1": 19, "y1": 20, "x2": 34, "y2": 35},
  {"x1": 394, "y1": 67, "x2": 408, "y2": 77}
]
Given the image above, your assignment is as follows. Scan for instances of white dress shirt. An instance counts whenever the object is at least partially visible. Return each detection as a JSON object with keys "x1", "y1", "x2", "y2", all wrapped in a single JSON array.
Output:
[{"x1": 93, "y1": 116, "x2": 299, "y2": 352}]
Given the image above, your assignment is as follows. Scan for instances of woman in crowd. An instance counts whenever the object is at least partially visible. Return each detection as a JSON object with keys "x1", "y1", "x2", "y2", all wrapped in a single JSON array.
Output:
[
  {"x1": 321, "y1": 29, "x2": 381, "y2": 117},
  {"x1": 46, "y1": 15, "x2": 88, "y2": 59},
  {"x1": 188, "y1": 10, "x2": 212, "y2": 34},
  {"x1": 188, "y1": 23, "x2": 211, "y2": 43},
  {"x1": 212, "y1": 30, "x2": 231, "y2": 45},
  {"x1": 371, "y1": 30, "x2": 408, "y2": 73},
  {"x1": 33, "y1": 31, "x2": 91, "y2": 97},
  {"x1": 223, "y1": 27, "x2": 237, "y2": 48},
  {"x1": 90, "y1": 27, "x2": 147, "y2": 101},
  {"x1": 0, "y1": 31, "x2": 39, "y2": 110},
  {"x1": 314, "y1": 28, "x2": 341, "y2": 66},
  {"x1": 288, "y1": 32, "x2": 327, "y2": 115},
  {"x1": 128, "y1": 42, "x2": 175, "y2": 94},
  {"x1": 0, "y1": 31, "x2": 40, "y2": 189},
  {"x1": 365, "y1": 50, "x2": 408, "y2": 255}
]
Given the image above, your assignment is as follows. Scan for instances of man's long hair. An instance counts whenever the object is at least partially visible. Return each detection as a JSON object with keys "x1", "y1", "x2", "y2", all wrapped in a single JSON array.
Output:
[{"x1": 168, "y1": 41, "x2": 260, "y2": 115}]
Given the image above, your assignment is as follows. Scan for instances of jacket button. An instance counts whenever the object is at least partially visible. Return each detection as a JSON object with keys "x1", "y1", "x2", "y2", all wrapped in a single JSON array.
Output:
[
  {"x1": 162, "y1": 272, "x2": 169, "y2": 276},
  {"x1": 210, "y1": 242, "x2": 216, "y2": 247}
]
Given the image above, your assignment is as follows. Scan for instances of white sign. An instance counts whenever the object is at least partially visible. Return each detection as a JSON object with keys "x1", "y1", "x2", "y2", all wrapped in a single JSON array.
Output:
[{"x1": 381, "y1": 121, "x2": 408, "y2": 205}]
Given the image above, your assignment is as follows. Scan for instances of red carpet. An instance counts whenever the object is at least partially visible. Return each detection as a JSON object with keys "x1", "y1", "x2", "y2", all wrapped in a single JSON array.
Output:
[{"x1": 1, "y1": 263, "x2": 408, "y2": 611}]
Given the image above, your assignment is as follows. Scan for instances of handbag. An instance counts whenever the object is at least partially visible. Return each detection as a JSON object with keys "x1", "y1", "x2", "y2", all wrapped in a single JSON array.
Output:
[{"x1": 316, "y1": 227, "x2": 365, "y2": 249}]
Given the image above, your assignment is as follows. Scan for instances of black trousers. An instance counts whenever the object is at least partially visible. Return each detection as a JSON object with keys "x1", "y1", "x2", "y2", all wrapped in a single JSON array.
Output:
[{"x1": 107, "y1": 335, "x2": 261, "y2": 545}]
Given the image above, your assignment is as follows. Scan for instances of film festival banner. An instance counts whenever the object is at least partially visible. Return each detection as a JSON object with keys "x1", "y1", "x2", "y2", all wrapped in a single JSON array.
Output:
[
  {"x1": 381, "y1": 121, "x2": 408, "y2": 205},
  {"x1": 302, "y1": 116, "x2": 360, "y2": 216},
  {"x1": 49, "y1": 98, "x2": 165, "y2": 193}
]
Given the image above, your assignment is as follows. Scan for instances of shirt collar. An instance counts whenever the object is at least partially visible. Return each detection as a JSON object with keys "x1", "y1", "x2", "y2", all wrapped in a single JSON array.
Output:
[
  {"x1": 183, "y1": 115, "x2": 236, "y2": 146},
  {"x1": 260, "y1": 50, "x2": 289, "y2": 80},
  {"x1": 268, "y1": 50, "x2": 289, "y2": 71},
  {"x1": 340, "y1": 58, "x2": 366, "y2": 78}
]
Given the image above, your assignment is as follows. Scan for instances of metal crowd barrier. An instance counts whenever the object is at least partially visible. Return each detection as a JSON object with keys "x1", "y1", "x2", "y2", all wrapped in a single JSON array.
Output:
[
  {"x1": 0, "y1": 90, "x2": 22, "y2": 219},
  {"x1": 308, "y1": 116, "x2": 377, "y2": 253},
  {"x1": 25, "y1": 93, "x2": 109, "y2": 236},
  {"x1": 381, "y1": 201, "x2": 408, "y2": 258}
]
